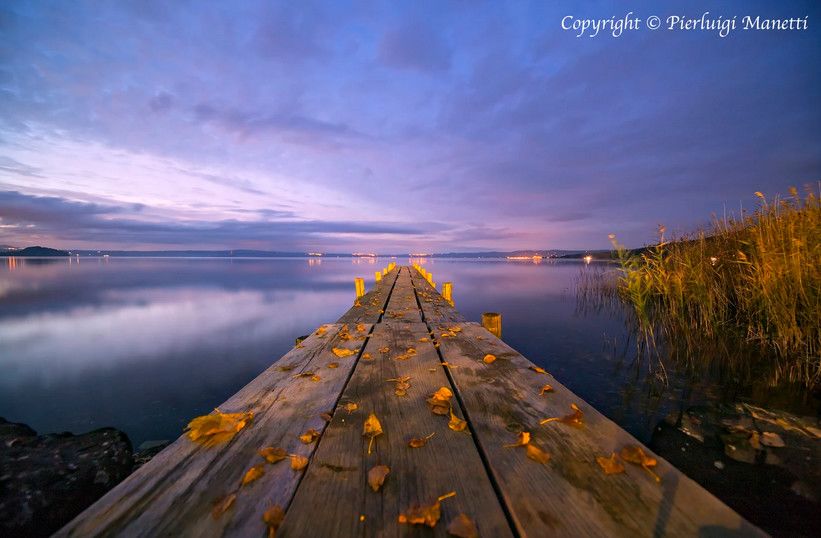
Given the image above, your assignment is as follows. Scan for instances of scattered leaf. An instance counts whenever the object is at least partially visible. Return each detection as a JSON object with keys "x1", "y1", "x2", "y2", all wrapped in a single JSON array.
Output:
[
  {"x1": 367, "y1": 464, "x2": 390, "y2": 492},
  {"x1": 504, "y1": 431, "x2": 531, "y2": 447},
  {"x1": 761, "y1": 432, "x2": 786, "y2": 447},
  {"x1": 363, "y1": 413, "x2": 383, "y2": 454},
  {"x1": 427, "y1": 387, "x2": 454, "y2": 415},
  {"x1": 211, "y1": 493, "x2": 236, "y2": 519},
  {"x1": 540, "y1": 403, "x2": 584, "y2": 428},
  {"x1": 185, "y1": 409, "x2": 253, "y2": 447},
  {"x1": 310, "y1": 375, "x2": 321, "y2": 382},
  {"x1": 344, "y1": 402, "x2": 359, "y2": 413},
  {"x1": 289, "y1": 454, "x2": 309, "y2": 470},
  {"x1": 315, "y1": 326, "x2": 327, "y2": 336},
  {"x1": 361, "y1": 352, "x2": 373, "y2": 360},
  {"x1": 440, "y1": 362, "x2": 459, "y2": 369},
  {"x1": 526, "y1": 444, "x2": 551, "y2": 464},
  {"x1": 620, "y1": 445, "x2": 660, "y2": 482},
  {"x1": 276, "y1": 364, "x2": 296, "y2": 372},
  {"x1": 262, "y1": 505, "x2": 285, "y2": 538},
  {"x1": 299, "y1": 428, "x2": 321, "y2": 444},
  {"x1": 398, "y1": 491, "x2": 456, "y2": 527},
  {"x1": 294, "y1": 371, "x2": 315, "y2": 379},
  {"x1": 539, "y1": 384, "x2": 554, "y2": 395},
  {"x1": 447, "y1": 513, "x2": 478, "y2": 538},
  {"x1": 530, "y1": 366, "x2": 549, "y2": 375},
  {"x1": 483, "y1": 354, "x2": 497, "y2": 364},
  {"x1": 448, "y1": 410, "x2": 468, "y2": 432},
  {"x1": 259, "y1": 446, "x2": 287, "y2": 464},
  {"x1": 596, "y1": 453, "x2": 625, "y2": 475},
  {"x1": 409, "y1": 432, "x2": 436, "y2": 448},
  {"x1": 332, "y1": 347, "x2": 357, "y2": 358},
  {"x1": 327, "y1": 362, "x2": 339, "y2": 369},
  {"x1": 356, "y1": 323, "x2": 366, "y2": 332},
  {"x1": 241, "y1": 464, "x2": 265, "y2": 486},
  {"x1": 419, "y1": 337, "x2": 430, "y2": 343},
  {"x1": 379, "y1": 346, "x2": 390, "y2": 354}
]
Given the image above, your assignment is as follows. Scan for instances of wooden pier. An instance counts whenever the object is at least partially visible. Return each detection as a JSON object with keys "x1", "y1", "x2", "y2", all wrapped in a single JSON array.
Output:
[{"x1": 58, "y1": 266, "x2": 763, "y2": 537}]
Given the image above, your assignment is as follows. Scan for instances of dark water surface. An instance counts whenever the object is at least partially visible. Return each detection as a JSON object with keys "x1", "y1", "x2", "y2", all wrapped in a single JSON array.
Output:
[{"x1": 0, "y1": 257, "x2": 809, "y2": 447}]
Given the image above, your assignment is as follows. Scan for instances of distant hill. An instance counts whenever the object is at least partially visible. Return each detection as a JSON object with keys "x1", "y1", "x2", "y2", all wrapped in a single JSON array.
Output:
[{"x1": 0, "y1": 246, "x2": 70, "y2": 257}]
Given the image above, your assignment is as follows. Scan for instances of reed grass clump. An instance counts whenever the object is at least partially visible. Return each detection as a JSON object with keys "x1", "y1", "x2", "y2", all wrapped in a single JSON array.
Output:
[{"x1": 610, "y1": 187, "x2": 820, "y2": 388}]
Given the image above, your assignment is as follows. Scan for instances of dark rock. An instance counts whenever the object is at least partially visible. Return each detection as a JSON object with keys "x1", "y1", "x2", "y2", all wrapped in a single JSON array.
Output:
[
  {"x1": 0, "y1": 418, "x2": 133, "y2": 537},
  {"x1": 651, "y1": 405, "x2": 821, "y2": 537},
  {"x1": 133, "y1": 439, "x2": 171, "y2": 469}
]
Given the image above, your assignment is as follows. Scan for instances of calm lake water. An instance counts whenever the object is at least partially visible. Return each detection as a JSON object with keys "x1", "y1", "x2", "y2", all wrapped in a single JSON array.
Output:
[{"x1": 0, "y1": 257, "x2": 809, "y2": 447}]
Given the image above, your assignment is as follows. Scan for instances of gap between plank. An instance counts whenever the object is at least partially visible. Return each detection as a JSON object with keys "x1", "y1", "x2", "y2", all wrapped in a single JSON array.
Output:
[
  {"x1": 409, "y1": 273, "x2": 522, "y2": 538},
  {"x1": 281, "y1": 267, "x2": 401, "y2": 514}
]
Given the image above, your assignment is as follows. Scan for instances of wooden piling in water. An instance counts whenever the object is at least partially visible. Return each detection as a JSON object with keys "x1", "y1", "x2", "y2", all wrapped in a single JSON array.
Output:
[{"x1": 482, "y1": 311, "x2": 502, "y2": 338}]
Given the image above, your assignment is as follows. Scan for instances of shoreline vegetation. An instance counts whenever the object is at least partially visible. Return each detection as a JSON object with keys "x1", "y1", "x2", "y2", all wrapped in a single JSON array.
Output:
[{"x1": 606, "y1": 187, "x2": 820, "y2": 389}]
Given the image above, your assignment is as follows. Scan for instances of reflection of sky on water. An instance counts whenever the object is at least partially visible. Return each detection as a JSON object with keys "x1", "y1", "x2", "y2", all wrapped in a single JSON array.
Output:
[{"x1": 0, "y1": 257, "x2": 729, "y2": 447}]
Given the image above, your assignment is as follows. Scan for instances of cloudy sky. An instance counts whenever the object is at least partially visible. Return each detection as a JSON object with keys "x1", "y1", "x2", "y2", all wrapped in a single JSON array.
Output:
[{"x1": 1, "y1": 0, "x2": 819, "y2": 251}]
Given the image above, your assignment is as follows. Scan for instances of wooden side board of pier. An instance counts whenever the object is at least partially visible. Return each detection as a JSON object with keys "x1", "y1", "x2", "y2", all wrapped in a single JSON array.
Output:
[{"x1": 58, "y1": 266, "x2": 764, "y2": 537}]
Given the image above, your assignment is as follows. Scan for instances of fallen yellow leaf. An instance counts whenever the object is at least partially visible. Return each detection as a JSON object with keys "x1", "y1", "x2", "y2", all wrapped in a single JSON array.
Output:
[
  {"x1": 185, "y1": 409, "x2": 253, "y2": 447},
  {"x1": 596, "y1": 453, "x2": 625, "y2": 475},
  {"x1": 363, "y1": 413, "x2": 383, "y2": 454},
  {"x1": 448, "y1": 410, "x2": 468, "y2": 432},
  {"x1": 539, "y1": 384, "x2": 554, "y2": 395},
  {"x1": 526, "y1": 444, "x2": 551, "y2": 464},
  {"x1": 483, "y1": 354, "x2": 497, "y2": 364},
  {"x1": 540, "y1": 403, "x2": 584, "y2": 428},
  {"x1": 262, "y1": 505, "x2": 285, "y2": 538},
  {"x1": 332, "y1": 347, "x2": 357, "y2": 358},
  {"x1": 398, "y1": 491, "x2": 456, "y2": 527},
  {"x1": 367, "y1": 464, "x2": 390, "y2": 492},
  {"x1": 408, "y1": 432, "x2": 436, "y2": 448},
  {"x1": 258, "y1": 446, "x2": 287, "y2": 464},
  {"x1": 241, "y1": 464, "x2": 265, "y2": 486},
  {"x1": 299, "y1": 428, "x2": 320, "y2": 444},
  {"x1": 620, "y1": 445, "x2": 660, "y2": 482},
  {"x1": 289, "y1": 454, "x2": 309, "y2": 470},
  {"x1": 504, "y1": 431, "x2": 531, "y2": 447}
]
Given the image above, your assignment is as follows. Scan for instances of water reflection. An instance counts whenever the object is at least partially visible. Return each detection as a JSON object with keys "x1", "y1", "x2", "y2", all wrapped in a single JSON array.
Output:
[{"x1": 1, "y1": 257, "x2": 812, "y2": 450}]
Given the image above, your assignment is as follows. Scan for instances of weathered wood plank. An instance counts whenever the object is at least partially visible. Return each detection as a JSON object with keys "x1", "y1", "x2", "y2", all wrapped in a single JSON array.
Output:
[
  {"x1": 381, "y1": 267, "x2": 423, "y2": 322},
  {"x1": 279, "y1": 320, "x2": 513, "y2": 538},
  {"x1": 432, "y1": 321, "x2": 765, "y2": 537},
  {"x1": 337, "y1": 267, "x2": 399, "y2": 324},
  {"x1": 57, "y1": 323, "x2": 371, "y2": 537},
  {"x1": 408, "y1": 267, "x2": 465, "y2": 323}
]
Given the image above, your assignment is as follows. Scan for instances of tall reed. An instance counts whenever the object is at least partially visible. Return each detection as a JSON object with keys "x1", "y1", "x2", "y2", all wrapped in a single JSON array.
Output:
[{"x1": 610, "y1": 186, "x2": 820, "y2": 388}]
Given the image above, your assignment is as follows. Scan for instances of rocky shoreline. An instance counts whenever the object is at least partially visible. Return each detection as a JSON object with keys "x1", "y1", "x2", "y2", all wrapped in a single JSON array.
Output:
[
  {"x1": 650, "y1": 403, "x2": 821, "y2": 537},
  {"x1": 0, "y1": 418, "x2": 168, "y2": 537}
]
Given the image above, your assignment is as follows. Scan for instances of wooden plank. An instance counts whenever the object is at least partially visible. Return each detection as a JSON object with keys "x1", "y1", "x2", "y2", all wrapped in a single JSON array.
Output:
[
  {"x1": 409, "y1": 268, "x2": 465, "y2": 323},
  {"x1": 279, "y1": 321, "x2": 513, "y2": 537},
  {"x1": 434, "y1": 321, "x2": 765, "y2": 537},
  {"x1": 382, "y1": 267, "x2": 423, "y2": 322},
  {"x1": 57, "y1": 323, "x2": 372, "y2": 537},
  {"x1": 337, "y1": 268, "x2": 399, "y2": 324}
]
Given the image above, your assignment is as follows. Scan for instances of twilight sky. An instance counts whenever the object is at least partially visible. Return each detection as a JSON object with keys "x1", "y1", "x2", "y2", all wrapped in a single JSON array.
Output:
[{"x1": 1, "y1": 0, "x2": 819, "y2": 252}]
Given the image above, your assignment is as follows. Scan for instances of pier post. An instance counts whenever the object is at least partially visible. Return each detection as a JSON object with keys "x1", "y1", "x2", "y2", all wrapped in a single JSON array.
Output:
[
  {"x1": 375, "y1": 271, "x2": 382, "y2": 283},
  {"x1": 442, "y1": 282, "x2": 453, "y2": 304},
  {"x1": 355, "y1": 277, "x2": 365, "y2": 298},
  {"x1": 482, "y1": 312, "x2": 502, "y2": 338}
]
